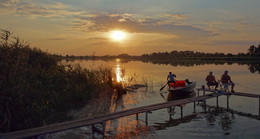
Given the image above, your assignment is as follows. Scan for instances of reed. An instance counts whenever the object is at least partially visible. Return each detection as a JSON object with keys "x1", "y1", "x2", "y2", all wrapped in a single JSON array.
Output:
[{"x1": 0, "y1": 30, "x2": 117, "y2": 132}]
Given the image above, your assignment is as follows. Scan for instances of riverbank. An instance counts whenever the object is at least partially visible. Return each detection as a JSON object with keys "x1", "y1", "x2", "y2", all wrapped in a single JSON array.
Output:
[{"x1": 0, "y1": 32, "x2": 122, "y2": 133}]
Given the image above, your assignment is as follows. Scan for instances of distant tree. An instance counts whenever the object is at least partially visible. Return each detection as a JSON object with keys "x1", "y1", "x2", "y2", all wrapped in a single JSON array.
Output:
[
  {"x1": 257, "y1": 45, "x2": 260, "y2": 56},
  {"x1": 118, "y1": 53, "x2": 130, "y2": 58},
  {"x1": 248, "y1": 45, "x2": 256, "y2": 56},
  {"x1": 238, "y1": 53, "x2": 247, "y2": 57},
  {"x1": 227, "y1": 53, "x2": 233, "y2": 57}
]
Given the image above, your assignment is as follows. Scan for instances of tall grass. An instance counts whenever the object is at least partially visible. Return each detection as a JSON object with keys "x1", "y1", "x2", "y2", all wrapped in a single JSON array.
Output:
[{"x1": 0, "y1": 30, "x2": 117, "y2": 132}]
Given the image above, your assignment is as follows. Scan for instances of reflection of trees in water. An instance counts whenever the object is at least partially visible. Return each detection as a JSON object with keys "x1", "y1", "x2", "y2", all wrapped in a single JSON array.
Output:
[
  {"x1": 67, "y1": 58, "x2": 260, "y2": 74},
  {"x1": 141, "y1": 59, "x2": 260, "y2": 74},
  {"x1": 153, "y1": 114, "x2": 197, "y2": 130},
  {"x1": 141, "y1": 59, "x2": 227, "y2": 67},
  {"x1": 206, "y1": 107, "x2": 235, "y2": 132},
  {"x1": 115, "y1": 59, "x2": 260, "y2": 74},
  {"x1": 152, "y1": 109, "x2": 235, "y2": 133},
  {"x1": 219, "y1": 112, "x2": 234, "y2": 131},
  {"x1": 153, "y1": 103, "x2": 240, "y2": 133},
  {"x1": 247, "y1": 63, "x2": 260, "y2": 74}
]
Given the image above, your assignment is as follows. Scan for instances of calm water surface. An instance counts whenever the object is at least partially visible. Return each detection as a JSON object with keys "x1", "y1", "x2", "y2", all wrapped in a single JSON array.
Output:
[{"x1": 70, "y1": 59, "x2": 260, "y2": 139}]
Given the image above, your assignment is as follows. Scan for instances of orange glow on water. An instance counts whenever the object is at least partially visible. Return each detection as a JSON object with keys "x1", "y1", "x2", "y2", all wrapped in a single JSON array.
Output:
[
  {"x1": 115, "y1": 59, "x2": 126, "y2": 83},
  {"x1": 116, "y1": 66, "x2": 122, "y2": 82}
]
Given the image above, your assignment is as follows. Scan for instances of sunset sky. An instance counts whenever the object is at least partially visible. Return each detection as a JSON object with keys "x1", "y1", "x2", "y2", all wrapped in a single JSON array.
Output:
[{"x1": 1, "y1": 0, "x2": 259, "y2": 56}]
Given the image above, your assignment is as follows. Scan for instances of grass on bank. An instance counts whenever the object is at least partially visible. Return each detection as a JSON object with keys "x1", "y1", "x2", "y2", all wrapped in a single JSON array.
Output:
[{"x1": 0, "y1": 30, "x2": 121, "y2": 133}]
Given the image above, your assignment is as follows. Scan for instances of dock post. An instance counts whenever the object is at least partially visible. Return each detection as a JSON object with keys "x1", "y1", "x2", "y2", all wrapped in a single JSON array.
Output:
[
  {"x1": 227, "y1": 94, "x2": 229, "y2": 110},
  {"x1": 145, "y1": 112, "x2": 148, "y2": 125},
  {"x1": 203, "y1": 90, "x2": 205, "y2": 96},
  {"x1": 180, "y1": 105, "x2": 183, "y2": 118},
  {"x1": 92, "y1": 124, "x2": 94, "y2": 139},
  {"x1": 136, "y1": 113, "x2": 138, "y2": 121},
  {"x1": 204, "y1": 99, "x2": 206, "y2": 113},
  {"x1": 193, "y1": 101, "x2": 196, "y2": 112},
  {"x1": 216, "y1": 96, "x2": 219, "y2": 108},
  {"x1": 259, "y1": 98, "x2": 260, "y2": 118},
  {"x1": 197, "y1": 90, "x2": 200, "y2": 104},
  {"x1": 102, "y1": 122, "x2": 105, "y2": 138},
  {"x1": 169, "y1": 107, "x2": 172, "y2": 117}
]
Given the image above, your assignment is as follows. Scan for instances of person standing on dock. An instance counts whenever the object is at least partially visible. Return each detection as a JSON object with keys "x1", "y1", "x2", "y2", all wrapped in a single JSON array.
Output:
[
  {"x1": 206, "y1": 71, "x2": 218, "y2": 90},
  {"x1": 221, "y1": 70, "x2": 235, "y2": 92},
  {"x1": 167, "y1": 72, "x2": 176, "y2": 86}
]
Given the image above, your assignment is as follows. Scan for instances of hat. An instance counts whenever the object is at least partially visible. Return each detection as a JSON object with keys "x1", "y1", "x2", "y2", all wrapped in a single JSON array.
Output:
[
  {"x1": 209, "y1": 71, "x2": 213, "y2": 74},
  {"x1": 225, "y1": 70, "x2": 228, "y2": 73}
]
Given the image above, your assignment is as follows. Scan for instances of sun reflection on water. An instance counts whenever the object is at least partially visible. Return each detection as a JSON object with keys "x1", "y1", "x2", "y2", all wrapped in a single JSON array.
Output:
[
  {"x1": 116, "y1": 66, "x2": 122, "y2": 82},
  {"x1": 115, "y1": 59, "x2": 124, "y2": 83}
]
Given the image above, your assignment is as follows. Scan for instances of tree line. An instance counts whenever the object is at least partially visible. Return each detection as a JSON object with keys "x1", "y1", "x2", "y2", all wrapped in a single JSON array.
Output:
[
  {"x1": 63, "y1": 45, "x2": 260, "y2": 61},
  {"x1": 141, "y1": 45, "x2": 260, "y2": 59}
]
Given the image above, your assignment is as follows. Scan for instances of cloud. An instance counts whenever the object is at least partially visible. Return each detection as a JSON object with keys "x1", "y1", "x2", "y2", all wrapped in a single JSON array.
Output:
[
  {"x1": 0, "y1": 0, "x2": 216, "y2": 39},
  {"x1": 212, "y1": 40, "x2": 260, "y2": 46},
  {"x1": 72, "y1": 13, "x2": 216, "y2": 40},
  {"x1": 45, "y1": 38, "x2": 66, "y2": 41},
  {"x1": 0, "y1": 0, "x2": 17, "y2": 14},
  {"x1": 87, "y1": 37, "x2": 108, "y2": 41},
  {"x1": 161, "y1": 13, "x2": 187, "y2": 20},
  {"x1": 0, "y1": 0, "x2": 220, "y2": 45},
  {"x1": 236, "y1": 22, "x2": 260, "y2": 28},
  {"x1": 0, "y1": 0, "x2": 83, "y2": 17}
]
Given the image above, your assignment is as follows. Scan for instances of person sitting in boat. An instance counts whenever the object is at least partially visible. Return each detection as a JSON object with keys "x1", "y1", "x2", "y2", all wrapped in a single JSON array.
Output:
[
  {"x1": 221, "y1": 70, "x2": 235, "y2": 92},
  {"x1": 206, "y1": 71, "x2": 218, "y2": 90},
  {"x1": 167, "y1": 72, "x2": 176, "y2": 87}
]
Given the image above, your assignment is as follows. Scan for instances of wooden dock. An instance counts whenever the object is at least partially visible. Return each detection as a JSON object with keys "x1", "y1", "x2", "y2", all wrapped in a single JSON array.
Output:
[
  {"x1": 1, "y1": 89, "x2": 260, "y2": 139},
  {"x1": 197, "y1": 88, "x2": 260, "y2": 112}
]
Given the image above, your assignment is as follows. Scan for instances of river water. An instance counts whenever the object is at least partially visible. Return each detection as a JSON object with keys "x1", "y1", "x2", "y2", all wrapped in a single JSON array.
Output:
[{"x1": 64, "y1": 59, "x2": 260, "y2": 139}]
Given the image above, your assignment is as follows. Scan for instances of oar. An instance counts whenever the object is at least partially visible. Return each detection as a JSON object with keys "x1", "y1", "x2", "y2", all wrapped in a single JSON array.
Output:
[
  {"x1": 160, "y1": 93, "x2": 166, "y2": 101},
  {"x1": 160, "y1": 83, "x2": 168, "y2": 91}
]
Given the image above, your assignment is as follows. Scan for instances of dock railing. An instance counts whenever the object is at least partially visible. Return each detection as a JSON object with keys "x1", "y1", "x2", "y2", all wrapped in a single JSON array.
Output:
[{"x1": 197, "y1": 88, "x2": 260, "y2": 116}]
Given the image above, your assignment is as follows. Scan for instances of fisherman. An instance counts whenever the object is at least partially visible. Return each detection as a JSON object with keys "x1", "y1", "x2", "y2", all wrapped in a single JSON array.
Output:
[
  {"x1": 221, "y1": 70, "x2": 235, "y2": 92},
  {"x1": 167, "y1": 72, "x2": 176, "y2": 87},
  {"x1": 206, "y1": 71, "x2": 218, "y2": 90}
]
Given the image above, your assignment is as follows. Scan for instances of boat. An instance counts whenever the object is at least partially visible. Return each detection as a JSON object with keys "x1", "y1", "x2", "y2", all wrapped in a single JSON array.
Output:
[
  {"x1": 167, "y1": 89, "x2": 196, "y2": 102},
  {"x1": 165, "y1": 81, "x2": 196, "y2": 116},
  {"x1": 167, "y1": 80, "x2": 196, "y2": 96}
]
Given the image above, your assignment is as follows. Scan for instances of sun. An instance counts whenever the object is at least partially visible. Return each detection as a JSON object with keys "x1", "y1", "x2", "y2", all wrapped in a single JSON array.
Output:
[{"x1": 110, "y1": 30, "x2": 126, "y2": 41}]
